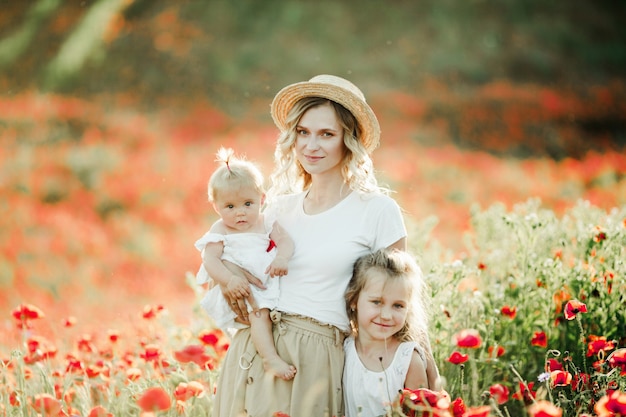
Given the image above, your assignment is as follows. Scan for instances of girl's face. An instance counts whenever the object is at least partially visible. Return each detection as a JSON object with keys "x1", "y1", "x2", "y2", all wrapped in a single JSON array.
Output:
[
  {"x1": 212, "y1": 185, "x2": 264, "y2": 233},
  {"x1": 354, "y1": 269, "x2": 410, "y2": 342},
  {"x1": 295, "y1": 102, "x2": 346, "y2": 178}
]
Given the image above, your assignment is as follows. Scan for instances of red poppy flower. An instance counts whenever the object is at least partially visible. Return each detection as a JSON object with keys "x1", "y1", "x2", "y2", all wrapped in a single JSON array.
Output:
[
  {"x1": 546, "y1": 359, "x2": 562, "y2": 371},
  {"x1": 454, "y1": 329, "x2": 482, "y2": 349},
  {"x1": 447, "y1": 351, "x2": 469, "y2": 365},
  {"x1": 501, "y1": 306, "x2": 516, "y2": 319},
  {"x1": 62, "y1": 316, "x2": 77, "y2": 327},
  {"x1": 608, "y1": 348, "x2": 626, "y2": 375},
  {"x1": 451, "y1": 397, "x2": 466, "y2": 417},
  {"x1": 12, "y1": 303, "x2": 45, "y2": 328},
  {"x1": 126, "y1": 367, "x2": 142, "y2": 381},
  {"x1": 173, "y1": 345, "x2": 213, "y2": 368},
  {"x1": 550, "y1": 370, "x2": 572, "y2": 387},
  {"x1": 399, "y1": 387, "x2": 451, "y2": 413},
  {"x1": 512, "y1": 381, "x2": 536, "y2": 403},
  {"x1": 564, "y1": 300, "x2": 587, "y2": 320},
  {"x1": 528, "y1": 400, "x2": 563, "y2": 417},
  {"x1": 107, "y1": 329, "x2": 120, "y2": 343},
  {"x1": 142, "y1": 304, "x2": 165, "y2": 320},
  {"x1": 488, "y1": 345, "x2": 505, "y2": 358},
  {"x1": 140, "y1": 344, "x2": 162, "y2": 362},
  {"x1": 586, "y1": 335, "x2": 616, "y2": 358},
  {"x1": 137, "y1": 387, "x2": 171, "y2": 412},
  {"x1": 594, "y1": 390, "x2": 626, "y2": 416},
  {"x1": 490, "y1": 383, "x2": 510, "y2": 405},
  {"x1": 31, "y1": 393, "x2": 62, "y2": 416},
  {"x1": 273, "y1": 413, "x2": 291, "y2": 417},
  {"x1": 88, "y1": 405, "x2": 113, "y2": 417},
  {"x1": 530, "y1": 331, "x2": 547, "y2": 348},
  {"x1": 174, "y1": 381, "x2": 205, "y2": 401}
]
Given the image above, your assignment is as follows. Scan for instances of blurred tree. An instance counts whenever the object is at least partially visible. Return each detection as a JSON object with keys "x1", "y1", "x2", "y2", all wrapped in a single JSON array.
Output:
[
  {"x1": 42, "y1": 0, "x2": 133, "y2": 90},
  {"x1": 0, "y1": 0, "x2": 61, "y2": 70}
]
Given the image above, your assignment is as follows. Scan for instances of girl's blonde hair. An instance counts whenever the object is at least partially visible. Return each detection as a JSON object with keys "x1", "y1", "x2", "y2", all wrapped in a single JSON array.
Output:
[
  {"x1": 208, "y1": 147, "x2": 265, "y2": 203},
  {"x1": 268, "y1": 97, "x2": 388, "y2": 200},
  {"x1": 345, "y1": 249, "x2": 431, "y2": 350}
]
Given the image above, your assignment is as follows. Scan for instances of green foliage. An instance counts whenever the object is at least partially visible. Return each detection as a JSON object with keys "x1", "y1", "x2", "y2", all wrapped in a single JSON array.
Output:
[{"x1": 427, "y1": 199, "x2": 626, "y2": 415}]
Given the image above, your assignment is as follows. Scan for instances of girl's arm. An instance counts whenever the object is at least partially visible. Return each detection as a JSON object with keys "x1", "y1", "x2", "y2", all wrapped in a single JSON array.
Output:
[
  {"x1": 404, "y1": 349, "x2": 430, "y2": 390},
  {"x1": 266, "y1": 222, "x2": 295, "y2": 277}
]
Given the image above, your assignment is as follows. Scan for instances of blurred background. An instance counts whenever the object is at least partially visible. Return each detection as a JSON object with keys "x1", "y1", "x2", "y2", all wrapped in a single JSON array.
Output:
[{"x1": 1, "y1": 0, "x2": 625, "y2": 329}]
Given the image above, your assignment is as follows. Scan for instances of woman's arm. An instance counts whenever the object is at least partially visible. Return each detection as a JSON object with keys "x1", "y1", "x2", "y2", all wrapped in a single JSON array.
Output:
[{"x1": 201, "y1": 240, "x2": 264, "y2": 321}]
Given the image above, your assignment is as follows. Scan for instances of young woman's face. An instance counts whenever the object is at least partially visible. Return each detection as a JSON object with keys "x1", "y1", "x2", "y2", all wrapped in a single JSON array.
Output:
[
  {"x1": 354, "y1": 270, "x2": 410, "y2": 342},
  {"x1": 212, "y1": 185, "x2": 263, "y2": 233},
  {"x1": 295, "y1": 102, "x2": 346, "y2": 178}
]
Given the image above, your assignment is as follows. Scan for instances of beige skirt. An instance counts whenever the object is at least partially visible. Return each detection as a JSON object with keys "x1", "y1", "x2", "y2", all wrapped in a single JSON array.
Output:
[{"x1": 213, "y1": 310, "x2": 346, "y2": 417}]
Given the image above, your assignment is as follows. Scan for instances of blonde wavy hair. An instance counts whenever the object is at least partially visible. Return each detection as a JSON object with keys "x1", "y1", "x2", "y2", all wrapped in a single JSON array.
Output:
[
  {"x1": 345, "y1": 249, "x2": 431, "y2": 351},
  {"x1": 268, "y1": 97, "x2": 388, "y2": 200}
]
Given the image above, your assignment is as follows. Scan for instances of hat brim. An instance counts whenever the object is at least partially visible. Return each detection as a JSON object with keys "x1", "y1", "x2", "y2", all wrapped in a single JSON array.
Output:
[{"x1": 270, "y1": 80, "x2": 380, "y2": 153}]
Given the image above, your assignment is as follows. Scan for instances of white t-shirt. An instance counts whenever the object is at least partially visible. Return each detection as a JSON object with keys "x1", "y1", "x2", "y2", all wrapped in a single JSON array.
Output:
[{"x1": 265, "y1": 191, "x2": 406, "y2": 331}]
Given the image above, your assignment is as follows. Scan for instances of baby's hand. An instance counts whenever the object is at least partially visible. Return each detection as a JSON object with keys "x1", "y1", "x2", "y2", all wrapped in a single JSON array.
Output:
[{"x1": 266, "y1": 256, "x2": 289, "y2": 277}]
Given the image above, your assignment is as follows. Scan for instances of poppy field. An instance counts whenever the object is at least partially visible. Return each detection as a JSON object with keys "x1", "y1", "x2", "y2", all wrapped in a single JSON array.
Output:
[{"x1": 1, "y1": 81, "x2": 625, "y2": 416}]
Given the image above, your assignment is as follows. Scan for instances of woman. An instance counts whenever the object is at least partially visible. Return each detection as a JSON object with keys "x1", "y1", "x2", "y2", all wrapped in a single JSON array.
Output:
[{"x1": 210, "y1": 74, "x2": 438, "y2": 417}]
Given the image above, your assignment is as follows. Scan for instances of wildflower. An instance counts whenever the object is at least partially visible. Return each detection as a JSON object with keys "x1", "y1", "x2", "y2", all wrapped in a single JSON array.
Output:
[
  {"x1": 137, "y1": 387, "x2": 171, "y2": 412},
  {"x1": 126, "y1": 367, "x2": 142, "y2": 381},
  {"x1": 564, "y1": 300, "x2": 587, "y2": 320},
  {"x1": 447, "y1": 351, "x2": 469, "y2": 365},
  {"x1": 140, "y1": 344, "x2": 162, "y2": 362},
  {"x1": 489, "y1": 383, "x2": 509, "y2": 405},
  {"x1": 454, "y1": 329, "x2": 482, "y2": 349},
  {"x1": 512, "y1": 381, "x2": 536, "y2": 403},
  {"x1": 62, "y1": 316, "x2": 77, "y2": 327},
  {"x1": 550, "y1": 370, "x2": 572, "y2": 387},
  {"x1": 142, "y1": 304, "x2": 165, "y2": 319},
  {"x1": 451, "y1": 397, "x2": 466, "y2": 417},
  {"x1": 537, "y1": 372, "x2": 550, "y2": 383},
  {"x1": 77, "y1": 334, "x2": 97, "y2": 353},
  {"x1": 107, "y1": 329, "x2": 120, "y2": 343},
  {"x1": 500, "y1": 305, "x2": 516, "y2": 319},
  {"x1": 595, "y1": 390, "x2": 626, "y2": 416},
  {"x1": 607, "y1": 348, "x2": 626, "y2": 375},
  {"x1": 173, "y1": 344, "x2": 214, "y2": 368},
  {"x1": 531, "y1": 331, "x2": 548, "y2": 348},
  {"x1": 398, "y1": 388, "x2": 451, "y2": 416},
  {"x1": 528, "y1": 400, "x2": 563, "y2": 417},
  {"x1": 198, "y1": 328, "x2": 229, "y2": 355},
  {"x1": 88, "y1": 405, "x2": 113, "y2": 417},
  {"x1": 31, "y1": 393, "x2": 62, "y2": 416},
  {"x1": 478, "y1": 262, "x2": 487, "y2": 270},
  {"x1": 546, "y1": 359, "x2": 563, "y2": 371},
  {"x1": 587, "y1": 335, "x2": 616, "y2": 358},
  {"x1": 12, "y1": 303, "x2": 45, "y2": 328},
  {"x1": 488, "y1": 345, "x2": 505, "y2": 358},
  {"x1": 173, "y1": 381, "x2": 205, "y2": 401}
]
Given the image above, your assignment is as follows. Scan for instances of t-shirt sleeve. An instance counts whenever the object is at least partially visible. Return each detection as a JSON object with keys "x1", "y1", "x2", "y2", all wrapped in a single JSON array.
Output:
[{"x1": 370, "y1": 195, "x2": 407, "y2": 250}]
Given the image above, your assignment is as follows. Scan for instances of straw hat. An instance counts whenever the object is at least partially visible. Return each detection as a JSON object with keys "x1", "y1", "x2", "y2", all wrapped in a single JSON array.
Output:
[{"x1": 270, "y1": 74, "x2": 381, "y2": 153}]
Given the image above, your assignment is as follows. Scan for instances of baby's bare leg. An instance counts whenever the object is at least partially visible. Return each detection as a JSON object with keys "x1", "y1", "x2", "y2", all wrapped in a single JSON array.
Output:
[{"x1": 249, "y1": 308, "x2": 296, "y2": 380}]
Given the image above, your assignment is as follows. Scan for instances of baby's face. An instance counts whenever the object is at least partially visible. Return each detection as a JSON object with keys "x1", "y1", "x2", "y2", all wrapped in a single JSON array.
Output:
[{"x1": 213, "y1": 186, "x2": 263, "y2": 233}]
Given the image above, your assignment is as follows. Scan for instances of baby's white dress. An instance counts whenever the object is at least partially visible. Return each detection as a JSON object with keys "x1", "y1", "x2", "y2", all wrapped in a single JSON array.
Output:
[
  {"x1": 343, "y1": 336, "x2": 423, "y2": 417},
  {"x1": 194, "y1": 216, "x2": 279, "y2": 330}
]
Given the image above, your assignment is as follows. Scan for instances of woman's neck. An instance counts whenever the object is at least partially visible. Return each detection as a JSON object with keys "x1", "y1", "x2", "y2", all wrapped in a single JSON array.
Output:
[{"x1": 303, "y1": 176, "x2": 351, "y2": 215}]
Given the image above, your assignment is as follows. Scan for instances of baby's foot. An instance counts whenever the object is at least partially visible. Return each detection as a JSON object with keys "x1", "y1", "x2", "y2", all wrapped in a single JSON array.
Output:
[{"x1": 263, "y1": 356, "x2": 297, "y2": 380}]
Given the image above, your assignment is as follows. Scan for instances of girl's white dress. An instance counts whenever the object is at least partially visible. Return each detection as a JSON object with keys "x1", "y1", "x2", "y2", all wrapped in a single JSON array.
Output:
[
  {"x1": 343, "y1": 336, "x2": 423, "y2": 417},
  {"x1": 194, "y1": 215, "x2": 279, "y2": 330}
]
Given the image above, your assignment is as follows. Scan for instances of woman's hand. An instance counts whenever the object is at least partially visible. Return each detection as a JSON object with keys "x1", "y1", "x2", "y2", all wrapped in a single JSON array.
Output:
[{"x1": 222, "y1": 261, "x2": 265, "y2": 322}]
